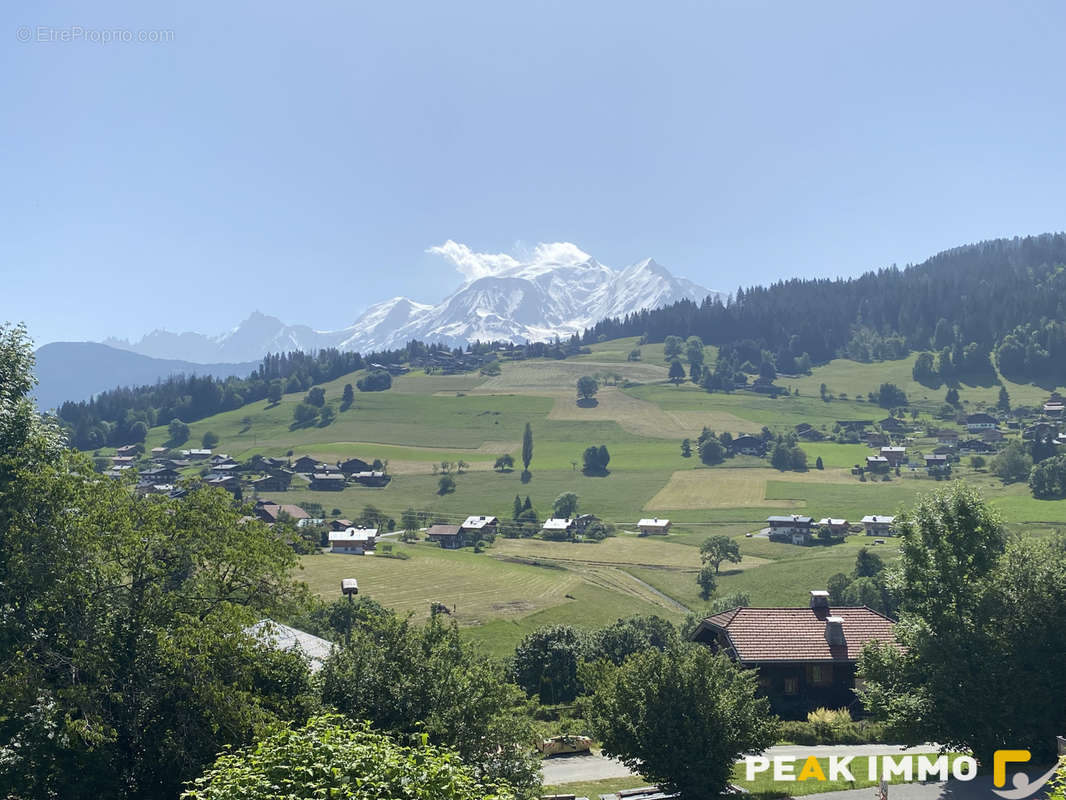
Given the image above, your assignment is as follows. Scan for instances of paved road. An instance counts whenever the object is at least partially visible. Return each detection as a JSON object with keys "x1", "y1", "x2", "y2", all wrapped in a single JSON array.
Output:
[
  {"x1": 802, "y1": 771, "x2": 1056, "y2": 800},
  {"x1": 541, "y1": 744, "x2": 940, "y2": 786}
]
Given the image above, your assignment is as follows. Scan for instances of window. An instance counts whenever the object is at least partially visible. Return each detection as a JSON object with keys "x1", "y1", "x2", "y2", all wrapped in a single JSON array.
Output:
[
  {"x1": 783, "y1": 677, "x2": 798, "y2": 695},
  {"x1": 807, "y1": 664, "x2": 833, "y2": 687}
]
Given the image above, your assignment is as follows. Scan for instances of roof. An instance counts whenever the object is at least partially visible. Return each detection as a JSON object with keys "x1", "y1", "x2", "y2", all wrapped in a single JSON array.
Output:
[
  {"x1": 866, "y1": 456, "x2": 889, "y2": 463},
  {"x1": 924, "y1": 454, "x2": 948, "y2": 461},
  {"x1": 426, "y1": 524, "x2": 461, "y2": 536},
  {"x1": 966, "y1": 413, "x2": 997, "y2": 423},
  {"x1": 766, "y1": 515, "x2": 813, "y2": 524},
  {"x1": 329, "y1": 527, "x2": 377, "y2": 542},
  {"x1": 818, "y1": 518, "x2": 848, "y2": 526},
  {"x1": 244, "y1": 619, "x2": 334, "y2": 672},
  {"x1": 312, "y1": 472, "x2": 345, "y2": 480},
  {"x1": 461, "y1": 515, "x2": 497, "y2": 528},
  {"x1": 542, "y1": 518, "x2": 574, "y2": 530},
  {"x1": 880, "y1": 446, "x2": 906, "y2": 453},
  {"x1": 695, "y1": 606, "x2": 896, "y2": 663},
  {"x1": 637, "y1": 517, "x2": 671, "y2": 527},
  {"x1": 861, "y1": 515, "x2": 895, "y2": 524}
]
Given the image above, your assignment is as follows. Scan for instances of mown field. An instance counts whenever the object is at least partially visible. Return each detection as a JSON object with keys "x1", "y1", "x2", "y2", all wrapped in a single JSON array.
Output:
[{"x1": 135, "y1": 337, "x2": 1065, "y2": 655}]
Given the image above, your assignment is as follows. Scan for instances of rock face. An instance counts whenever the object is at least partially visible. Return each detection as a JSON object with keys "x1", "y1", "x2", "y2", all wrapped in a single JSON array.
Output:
[{"x1": 102, "y1": 245, "x2": 718, "y2": 362}]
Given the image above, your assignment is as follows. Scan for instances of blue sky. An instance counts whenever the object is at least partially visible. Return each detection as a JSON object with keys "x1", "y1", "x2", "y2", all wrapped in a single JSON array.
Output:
[{"x1": 4, "y1": 0, "x2": 1066, "y2": 346}]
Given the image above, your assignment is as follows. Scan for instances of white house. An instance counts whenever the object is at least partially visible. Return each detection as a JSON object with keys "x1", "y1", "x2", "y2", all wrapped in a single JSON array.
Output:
[
  {"x1": 328, "y1": 527, "x2": 378, "y2": 554},
  {"x1": 861, "y1": 515, "x2": 895, "y2": 536},
  {"x1": 542, "y1": 518, "x2": 575, "y2": 535},
  {"x1": 637, "y1": 518, "x2": 672, "y2": 535},
  {"x1": 460, "y1": 515, "x2": 498, "y2": 536}
]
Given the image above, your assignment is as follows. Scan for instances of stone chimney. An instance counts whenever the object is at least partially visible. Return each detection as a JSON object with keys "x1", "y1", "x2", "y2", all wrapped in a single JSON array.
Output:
[
  {"x1": 825, "y1": 615, "x2": 846, "y2": 646},
  {"x1": 809, "y1": 590, "x2": 830, "y2": 610}
]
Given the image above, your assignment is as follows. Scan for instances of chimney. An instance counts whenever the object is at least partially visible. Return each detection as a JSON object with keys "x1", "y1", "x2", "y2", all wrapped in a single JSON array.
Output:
[
  {"x1": 809, "y1": 590, "x2": 830, "y2": 610},
  {"x1": 825, "y1": 615, "x2": 846, "y2": 646}
]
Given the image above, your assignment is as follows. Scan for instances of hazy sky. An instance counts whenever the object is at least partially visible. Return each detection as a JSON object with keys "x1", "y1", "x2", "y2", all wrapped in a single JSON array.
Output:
[{"x1": 4, "y1": 0, "x2": 1066, "y2": 346}]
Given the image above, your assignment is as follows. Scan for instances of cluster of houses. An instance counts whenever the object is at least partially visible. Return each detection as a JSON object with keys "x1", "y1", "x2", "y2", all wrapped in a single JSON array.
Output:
[
  {"x1": 109, "y1": 447, "x2": 390, "y2": 498},
  {"x1": 765, "y1": 514, "x2": 895, "y2": 544}
]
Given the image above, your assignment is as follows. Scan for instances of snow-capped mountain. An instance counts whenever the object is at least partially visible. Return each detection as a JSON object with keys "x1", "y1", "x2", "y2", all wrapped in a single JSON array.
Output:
[{"x1": 104, "y1": 243, "x2": 719, "y2": 363}]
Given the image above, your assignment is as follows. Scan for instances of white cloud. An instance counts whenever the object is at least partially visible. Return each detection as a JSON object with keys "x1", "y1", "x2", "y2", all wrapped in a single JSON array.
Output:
[{"x1": 427, "y1": 240, "x2": 594, "y2": 282}]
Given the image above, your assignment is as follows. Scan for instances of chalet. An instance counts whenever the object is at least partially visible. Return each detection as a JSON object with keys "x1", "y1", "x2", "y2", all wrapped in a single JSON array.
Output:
[
  {"x1": 293, "y1": 456, "x2": 324, "y2": 474},
  {"x1": 111, "y1": 455, "x2": 136, "y2": 466},
  {"x1": 690, "y1": 590, "x2": 898, "y2": 718},
  {"x1": 329, "y1": 519, "x2": 354, "y2": 531},
  {"x1": 861, "y1": 515, "x2": 895, "y2": 536},
  {"x1": 211, "y1": 454, "x2": 236, "y2": 466},
  {"x1": 186, "y1": 448, "x2": 212, "y2": 460},
  {"x1": 730, "y1": 435, "x2": 766, "y2": 457},
  {"x1": 936, "y1": 430, "x2": 959, "y2": 446},
  {"x1": 136, "y1": 482, "x2": 173, "y2": 496},
  {"x1": 140, "y1": 466, "x2": 179, "y2": 484},
  {"x1": 573, "y1": 513, "x2": 600, "y2": 533},
  {"x1": 924, "y1": 453, "x2": 949, "y2": 469},
  {"x1": 637, "y1": 518, "x2": 672, "y2": 535},
  {"x1": 878, "y1": 417, "x2": 907, "y2": 433},
  {"x1": 310, "y1": 473, "x2": 346, "y2": 491},
  {"x1": 965, "y1": 412, "x2": 997, "y2": 432},
  {"x1": 328, "y1": 527, "x2": 377, "y2": 555},
  {"x1": 837, "y1": 420, "x2": 873, "y2": 432},
  {"x1": 338, "y1": 457, "x2": 372, "y2": 475},
  {"x1": 150, "y1": 447, "x2": 168, "y2": 459},
  {"x1": 862, "y1": 432, "x2": 889, "y2": 448},
  {"x1": 205, "y1": 475, "x2": 240, "y2": 495},
  {"x1": 1044, "y1": 401, "x2": 1065, "y2": 417},
  {"x1": 352, "y1": 470, "x2": 390, "y2": 487},
  {"x1": 767, "y1": 515, "x2": 814, "y2": 544},
  {"x1": 116, "y1": 444, "x2": 140, "y2": 458},
  {"x1": 250, "y1": 469, "x2": 294, "y2": 492},
  {"x1": 981, "y1": 429, "x2": 1005, "y2": 443},
  {"x1": 932, "y1": 445, "x2": 955, "y2": 456},
  {"x1": 879, "y1": 446, "x2": 906, "y2": 466},
  {"x1": 208, "y1": 462, "x2": 240, "y2": 478},
  {"x1": 542, "y1": 518, "x2": 575, "y2": 536},
  {"x1": 960, "y1": 438, "x2": 996, "y2": 454},
  {"x1": 162, "y1": 458, "x2": 192, "y2": 469},
  {"x1": 254, "y1": 501, "x2": 310, "y2": 525},
  {"x1": 426, "y1": 524, "x2": 464, "y2": 549},
  {"x1": 460, "y1": 515, "x2": 498, "y2": 538},
  {"x1": 865, "y1": 455, "x2": 889, "y2": 472},
  {"x1": 817, "y1": 518, "x2": 850, "y2": 536}
]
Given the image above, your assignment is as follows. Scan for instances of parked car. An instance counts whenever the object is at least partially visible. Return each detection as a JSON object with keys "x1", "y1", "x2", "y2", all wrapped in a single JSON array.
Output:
[{"x1": 538, "y1": 734, "x2": 592, "y2": 756}]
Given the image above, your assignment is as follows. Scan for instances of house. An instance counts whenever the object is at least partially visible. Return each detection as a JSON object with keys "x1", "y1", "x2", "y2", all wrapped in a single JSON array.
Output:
[
  {"x1": 981, "y1": 429, "x2": 1005, "y2": 443},
  {"x1": 293, "y1": 455, "x2": 324, "y2": 474},
  {"x1": 932, "y1": 445, "x2": 955, "y2": 456},
  {"x1": 111, "y1": 455, "x2": 136, "y2": 466},
  {"x1": 254, "y1": 501, "x2": 310, "y2": 525},
  {"x1": 730, "y1": 435, "x2": 766, "y2": 456},
  {"x1": 352, "y1": 470, "x2": 390, "y2": 487},
  {"x1": 211, "y1": 453, "x2": 236, "y2": 466},
  {"x1": 338, "y1": 457, "x2": 372, "y2": 475},
  {"x1": 460, "y1": 515, "x2": 498, "y2": 538},
  {"x1": 116, "y1": 444, "x2": 140, "y2": 458},
  {"x1": 817, "y1": 518, "x2": 850, "y2": 536},
  {"x1": 573, "y1": 513, "x2": 600, "y2": 533},
  {"x1": 959, "y1": 438, "x2": 996, "y2": 454},
  {"x1": 862, "y1": 432, "x2": 889, "y2": 448},
  {"x1": 250, "y1": 469, "x2": 294, "y2": 492},
  {"x1": 837, "y1": 420, "x2": 873, "y2": 432},
  {"x1": 879, "y1": 446, "x2": 906, "y2": 466},
  {"x1": 208, "y1": 462, "x2": 240, "y2": 478},
  {"x1": 244, "y1": 619, "x2": 334, "y2": 673},
  {"x1": 426, "y1": 524, "x2": 464, "y2": 549},
  {"x1": 936, "y1": 430, "x2": 959, "y2": 446},
  {"x1": 767, "y1": 515, "x2": 814, "y2": 544},
  {"x1": 965, "y1": 413, "x2": 997, "y2": 432},
  {"x1": 637, "y1": 518, "x2": 672, "y2": 535},
  {"x1": 879, "y1": 417, "x2": 908, "y2": 433},
  {"x1": 310, "y1": 473, "x2": 346, "y2": 491},
  {"x1": 140, "y1": 466, "x2": 179, "y2": 484},
  {"x1": 861, "y1": 515, "x2": 895, "y2": 536},
  {"x1": 542, "y1": 518, "x2": 575, "y2": 537},
  {"x1": 187, "y1": 448, "x2": 212, "y2": 460},
  {"x1": 1044, "y1": 401, "x2": 1065, "y2": 417},
  {"x1": 150, "y1": 446, "x2": 168, "y2": 459},
  {"x1": 136, "y1": 482, "x2": 174, "y2": 496},
  {"x1": 689, "y1": 590, "x2": 898, "y2": 718},
  {"x1": 924, "y1": 453, "x2": 949, "y2": 469},
  {"x1": 865, "y1": 455, "x2": 889, "y2": 472},
  {"x1": 205, "y1": 475, "x2": 240, "y2": 495},
  {"x1": 329, "y1": 518, "x2": 354, "y2": 531},
  {"x1": 328, "y1": 527, "x2": 377, "y2": 554}
]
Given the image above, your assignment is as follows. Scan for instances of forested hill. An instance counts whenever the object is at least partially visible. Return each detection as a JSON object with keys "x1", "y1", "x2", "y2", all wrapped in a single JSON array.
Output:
[{"x1": 583, "y1": 233, "x2": 1066, "y2": 378}]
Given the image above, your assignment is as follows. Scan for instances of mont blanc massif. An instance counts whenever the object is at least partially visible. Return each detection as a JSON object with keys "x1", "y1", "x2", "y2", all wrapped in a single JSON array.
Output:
[{"x1": 105, "y1": 243, "x2": 717, "y2": 363}]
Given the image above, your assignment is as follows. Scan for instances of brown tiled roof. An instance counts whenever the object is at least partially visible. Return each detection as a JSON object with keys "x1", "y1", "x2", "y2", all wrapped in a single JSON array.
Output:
[
  {"x1": 426, "y1": 524, "x2": 461, "y2": 536},
  {"x1": 698, "y1": 606, "x2": 896, "y2": 664}
]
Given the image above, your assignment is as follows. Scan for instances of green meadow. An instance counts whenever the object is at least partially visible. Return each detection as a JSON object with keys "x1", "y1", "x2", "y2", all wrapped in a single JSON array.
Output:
[{"x1": 136, "y1": 341, "x2": 1065, "y2": 655}]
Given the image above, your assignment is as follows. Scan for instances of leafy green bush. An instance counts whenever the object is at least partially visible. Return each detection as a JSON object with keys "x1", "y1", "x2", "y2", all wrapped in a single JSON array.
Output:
[{"x1": 777, "y1": 711, "x2": 886, "y2": 745}]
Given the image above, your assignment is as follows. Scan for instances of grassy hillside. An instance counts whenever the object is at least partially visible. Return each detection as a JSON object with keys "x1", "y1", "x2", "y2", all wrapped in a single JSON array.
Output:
[{"x1": 133, "y1": 339, "x2": 1063, "y2": 655}]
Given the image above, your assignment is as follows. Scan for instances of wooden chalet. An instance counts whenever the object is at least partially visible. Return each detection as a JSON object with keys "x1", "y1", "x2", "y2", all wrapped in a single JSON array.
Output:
[{"x1": 426, "y1": 524, "x2": 464, "y2": 549}]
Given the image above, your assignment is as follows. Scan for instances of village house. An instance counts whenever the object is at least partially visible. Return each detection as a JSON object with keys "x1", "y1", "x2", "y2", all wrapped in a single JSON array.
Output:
[
  {"x1": 965, "y1": 412, "x2": 997, "y2": 432},
  {"x1": 116, "y1": 444, "x2": 140, "y2": 458},
  {"x1": 924, "y1": 453, "x2": 949, "y2": 470},
  {"x1": 573, "y1": 513, "x2": 600, "y2": 533},
  {"x1": 817, "y1": 518, "x2": 850, "y2": 537},
  {"x1": 460, "y1": 515, "x2": 498, "y2": 538},
  {"x1": 862, "y1": 432, "x2": 889, "y2": 448},
  {"x1": 837, "y1": 420, "x2": 873, "y2": 433},
  {"x1": 150, "y1": 446, "x2": 168, "y2": 459},
  {"x1": 352, "y1": 470, "x2": 390, "y2": 487},
  {"x1": 329, "y1": 518, "x2": 354, "y2": 531},
  {"x1": 140, "y1": 466, "x2": 179, "y2": 484},
  {"x1": 186, "y1": 448, "x2": 212, "y2": 460},
  {"x1": 637, "y1": 518, "x2": 672, "y2": 535},
  {"x1": 338, "y1": 457, "x2": 372, "y2": 475},
  {"x1": 936, "y1": 430, "x2": 959, "y2": 446},
  {"x1": 1045, "y1": 401, "x2": 1065, "y2": 417},
  {"x1": 981, "y1": 429, "x2": 1005, "y2": 443},
  {"x1": 861, "y1": 515, "x2": 895, "y2": 536},
  {"x1": 729, "y1": 435, "x2": 766, "y2": 456},
  {"x1": 689, "y1": 590, "x2": 897, "y2": 718},
  {"x1": 205, "y1": 475, "x2": 240, "y2": 495},
  {"x1": 766, "y1": 515, "x2": 815, "y2": 544},
  {"x1": 542, "y1": 517, "x2": 575, "y2": 537},
  {"x1": 328, "y1": 527, "x2": 377, "y2": 555},
  {"x1": 426, "y1": 523, "x2": 464, "y2": 549},
  {"x1": 292, "y1": 455, "x2": 324, "y2": 474},
  {"x1": 878, "y1": 417, "x2": 908, "y2": 433},
  {"x1": 310, "y1": 473, "x2": 346, "y2": 491},
  {"x1": 959, "y1": 438, "x2": 996, "y2": 454},
  {"x1": 111, "y1": 455, "x2": 137, "y2": 466},
  {"x1": 865, "y1": 455, "x2": 889, "y2": 472},
  {"x1": 254, "y1": 500, "x2": 310, "y2": 525},
  {"x1": 879, "y1": 446, "x2": 906, "y2": 466},
  {"x1": 250, "y1": 469, "x2": 294, "y2": 492}
]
